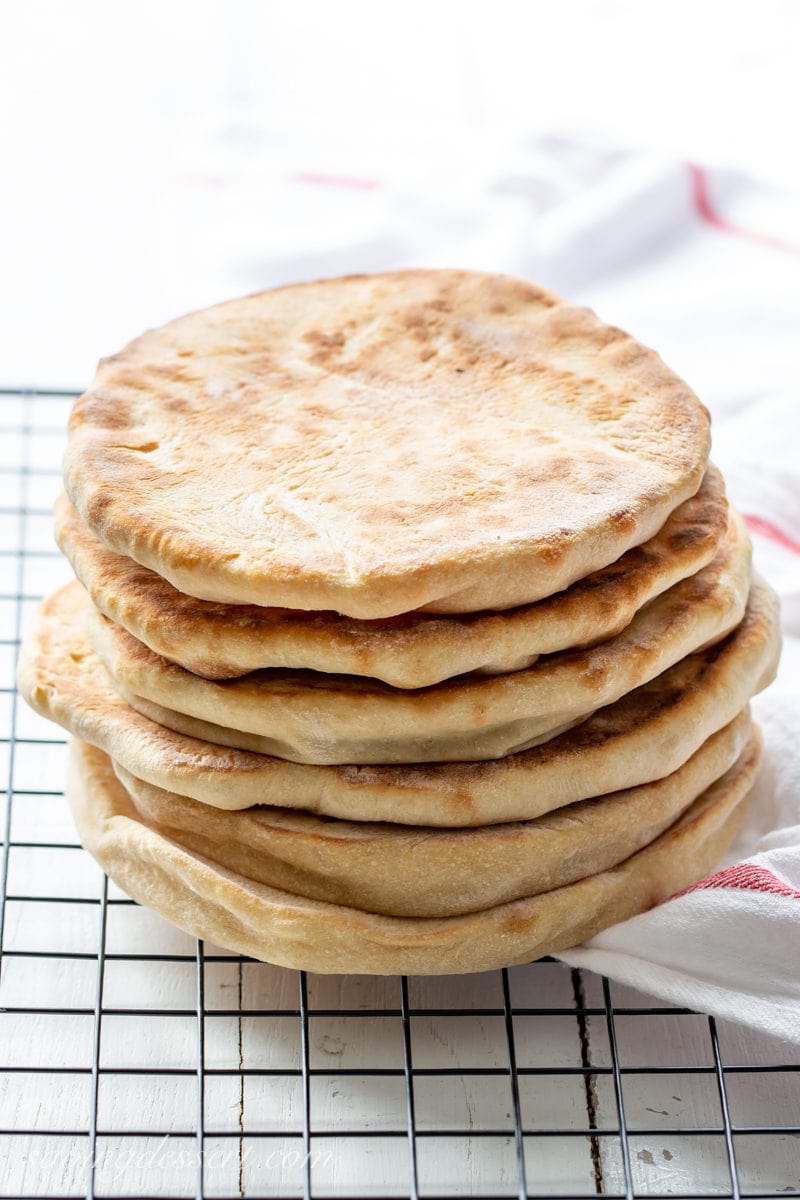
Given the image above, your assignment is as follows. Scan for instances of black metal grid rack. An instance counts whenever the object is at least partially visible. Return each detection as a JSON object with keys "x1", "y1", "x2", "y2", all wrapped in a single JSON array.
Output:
[{"x1": 0, "y1": 388, "x2": 798, "y2": 1200}]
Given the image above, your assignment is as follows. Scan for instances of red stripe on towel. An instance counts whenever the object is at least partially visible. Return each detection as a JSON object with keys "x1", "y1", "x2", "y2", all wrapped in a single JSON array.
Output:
[
  {"x1": 676, "y1": 863, "x2": 800, "y2": 901},
  {"x1": 291, "y1": 171, "x2": 380, "y2": 190},
  {"x1": 688, "y1": 164, "x2": 800, "y2": 255},
  {"x1": 743, "y1": 513, "x2": 800, "y2": 556}
]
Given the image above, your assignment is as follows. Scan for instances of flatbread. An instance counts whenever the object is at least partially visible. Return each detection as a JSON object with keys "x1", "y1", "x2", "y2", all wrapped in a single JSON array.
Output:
[
  {"x1": 54, "y1": 465, "x2": 727, "y2": 687},
  {"x1": 114, "y1": 708, "x2": 752, "y2": 918},
  {"x1": 18, "y1": 575, "x2": 780, "y2": 825},
  {"x1": 63, "y1": 270, "x2": 710, "y2": 618},
  {"x1": 87, "y1": 513, "x2": 751, "y2": 764},
  {"x1": 67, "y1": 734, "x2": 760, "y2": 974}
]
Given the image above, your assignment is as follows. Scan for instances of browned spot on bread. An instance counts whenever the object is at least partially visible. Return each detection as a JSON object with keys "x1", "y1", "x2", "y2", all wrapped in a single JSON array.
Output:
[
  {"x1": 63, "y1": 269, "x2": 711, "y2": 617},
  {"x1": 72, "y1": 390, "x2": 132, "y2": 432},
  {"x1": 668, "y1": 523, "x2": 710, "y2": 551},
  {"x1": 538, "y1": 534, "x2": 572, "y2": 565},
  {"x1": 164, "y1": 397, "x2": 190, "y2": 416},
  {"x1": 607, "y1": 507, "x2": 638, "y2": 534},
  {"x1": 302, "y1": 329, "x2": 347, "y2": 366}
]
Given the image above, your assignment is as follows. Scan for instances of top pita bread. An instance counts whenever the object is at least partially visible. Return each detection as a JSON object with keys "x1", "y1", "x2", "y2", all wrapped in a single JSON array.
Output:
[{"x1": 63, "y1": 270, "x2": 710, "y2": 618}]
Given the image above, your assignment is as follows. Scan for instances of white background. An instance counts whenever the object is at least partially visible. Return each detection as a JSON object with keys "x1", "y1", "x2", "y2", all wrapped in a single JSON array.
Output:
[{"x1": 1, "y1": 0, "x2": 799, "y2": 387}]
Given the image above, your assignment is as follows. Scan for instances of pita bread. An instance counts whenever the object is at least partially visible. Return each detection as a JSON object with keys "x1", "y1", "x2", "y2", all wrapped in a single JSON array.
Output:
[
  {"x1": 63, "y1": 270, "x2": 710, "y2": 619},
  {"x1": 114, "y1": 708, "x2": 751, "y2": 918},
  {"x1": 88, "y1": 513, "x2": 751, "y2": 764},
  {"x1": 54, "y1": 465, "x2": 727, "y2": 687},
  {"x1": 17, "y1": 575, "x2": 779, "y2": 825},
  {"x1": 67, "y1": 733, "x2": 760, "y2": 974}
]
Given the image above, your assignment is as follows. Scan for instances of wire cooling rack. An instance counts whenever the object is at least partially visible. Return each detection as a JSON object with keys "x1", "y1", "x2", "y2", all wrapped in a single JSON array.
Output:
[{"x1": 0, "y1": 387, "x2": 798, "y2": 1199}]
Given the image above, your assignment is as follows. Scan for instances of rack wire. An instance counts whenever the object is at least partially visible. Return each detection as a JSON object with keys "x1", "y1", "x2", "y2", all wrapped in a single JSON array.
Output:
[{"x1": 0, "y1": 388, "x2": 798, "y2": 1199}]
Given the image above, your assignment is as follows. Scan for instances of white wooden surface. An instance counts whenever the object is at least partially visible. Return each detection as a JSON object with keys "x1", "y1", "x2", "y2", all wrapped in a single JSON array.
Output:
[{"x1": 1, "y1": 393, "x2": 799, "y2": 1197}]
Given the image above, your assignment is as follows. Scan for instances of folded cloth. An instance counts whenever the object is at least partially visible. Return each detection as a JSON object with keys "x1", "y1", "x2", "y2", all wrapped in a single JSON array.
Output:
[
  {"x1": 498, "y1": 149, "x2": 798, "y2": 1040},
  {"x1": 562, "y1": 384, "x2": 800, "y2": 1044},
  {"x1": 439, "y1": 150, "x2": 800, "y2": 1041},
  {"x1": 559, "y1": 633, "x2": 800, "y2": 1043},
  {"x1": 560, "y1": 641, "x2": 800, "y2": 1044}
]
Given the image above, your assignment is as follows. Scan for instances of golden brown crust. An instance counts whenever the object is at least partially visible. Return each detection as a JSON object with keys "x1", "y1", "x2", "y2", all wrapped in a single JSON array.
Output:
[
  {"x1": 66, "y1": 734, "x2": 760, "y2": 974},
  {"x1": 115, "y1": 709, "x2": 751, "y2": 918},
  {"x1": 86, "y1": 513, "x2": 752, "y2": 763},
  {"x1": 17, "y1": 575, "x2": 780, "y2": 824},
  {"x1": 54, "y1": 465, "x2": 727, "y2": 686},
  {"x1": 62, "y1": 271, "x2": 711, "y2": 618}
]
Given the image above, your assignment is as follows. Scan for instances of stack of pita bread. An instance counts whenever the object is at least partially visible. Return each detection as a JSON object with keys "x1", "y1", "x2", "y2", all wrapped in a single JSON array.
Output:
[{"x1": 18, "y1": 270, "x2": 780, "y2": 974}]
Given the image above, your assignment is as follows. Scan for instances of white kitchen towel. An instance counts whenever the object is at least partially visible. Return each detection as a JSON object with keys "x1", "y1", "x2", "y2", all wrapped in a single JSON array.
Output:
[
  {"x1": 551, "y1": 160, "x2": 800, "y2": 1037},
  {"x1": 560, "y1": 611, "x2": 800, "y2": 1045},
  {"x1": 203, "y1": 146, "x2": 800, "y2": 1041}
]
